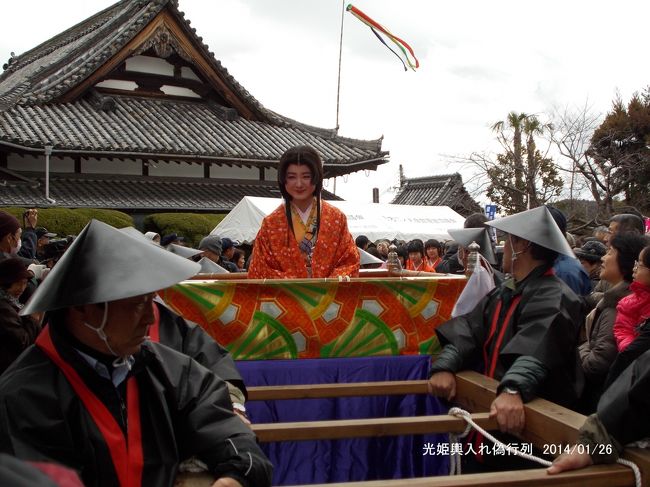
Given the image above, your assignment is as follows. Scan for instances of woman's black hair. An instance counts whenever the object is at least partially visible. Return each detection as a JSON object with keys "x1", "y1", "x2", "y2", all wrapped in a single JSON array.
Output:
[
  {"x1": 277, "y1": 145, "x2": 323, "y2": 238},
  {"x1": 609, "y1": 233, "x2": 650, "y2": 282},
  {"x1": 641, "y1": 245, "x2": 650, "y2": 268},
  {"x1": 406, "y1": 239, "x2": 425, "y2": 257},
  {"x1": 424, "y1": 239, "x2": 442, "y2": 253}
]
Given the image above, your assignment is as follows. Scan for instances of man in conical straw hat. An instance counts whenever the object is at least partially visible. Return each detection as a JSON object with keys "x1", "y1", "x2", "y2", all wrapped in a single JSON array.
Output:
[
  {"x1": 0, "y1": 220, "x2": 272, "y2": 487},
  {"x1": 428, "y1": 207, "x2": 584, "y2": 470}
]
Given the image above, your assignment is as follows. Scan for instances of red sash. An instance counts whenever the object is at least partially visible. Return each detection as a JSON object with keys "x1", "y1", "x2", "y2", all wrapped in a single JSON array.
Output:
[
  {"x1": 473, "y1": 269, "x2": 554, "y2": 460},
  {"x1": 36, "y1": 326, "x2": 144, "y2": 487},
  {"x1": 473, "y1": 294, "x2": 522, "y2": 461},
  {"x1": 482, "y1": 296, "x2": 522, "y2": 379}
]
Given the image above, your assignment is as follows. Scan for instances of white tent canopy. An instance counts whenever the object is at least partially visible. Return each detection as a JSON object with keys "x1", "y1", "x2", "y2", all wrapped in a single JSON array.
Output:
[{"x1": 212, "y1": 197, "x2": 466, "y2": 244}]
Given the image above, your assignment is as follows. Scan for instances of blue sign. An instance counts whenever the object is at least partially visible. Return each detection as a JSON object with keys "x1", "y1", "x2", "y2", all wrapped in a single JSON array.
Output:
[{"x1": 485, "y1": 204, "x2": 497, "y2": 220}]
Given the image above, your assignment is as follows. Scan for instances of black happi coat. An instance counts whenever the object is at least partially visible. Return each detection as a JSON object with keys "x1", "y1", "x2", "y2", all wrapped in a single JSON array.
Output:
[
  {"x1": 155, "y1": 301, "x2": 246, "y2": 397},
  {"x1": 434, "y1": 265, "x2": 584, "y2": 407},
  {"x1": 597, "y1": 348, "x2": 650, "y2": 447},
  {"x1": 0, "y1": 324, "x2": 272, "y2": 487}
]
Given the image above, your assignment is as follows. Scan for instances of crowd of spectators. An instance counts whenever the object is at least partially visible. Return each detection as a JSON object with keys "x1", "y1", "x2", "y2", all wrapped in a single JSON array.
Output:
[{"x1": 1, "y1": 202, "x2": 650, "y2": 482}]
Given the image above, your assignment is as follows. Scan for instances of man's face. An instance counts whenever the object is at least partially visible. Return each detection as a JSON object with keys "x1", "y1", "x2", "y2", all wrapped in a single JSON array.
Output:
[
  {"x1": 37, "y1": 236, "x2": 49, "y2": 249},
  {"x1": 83, "y1": 293, "x2": 156, "y2": 356},
  {"x1": 502, "y1": 235, "x2": 514, "y2": 274},
  {"x1": 224, "y1": 247, "x2": 235, "y2": 259},
  {"x1": 202, "y1": 249, "x2": 220, "y2": 263},
  {"x1": 376, "y1": 242, "x2": 389, "y2": 257}
]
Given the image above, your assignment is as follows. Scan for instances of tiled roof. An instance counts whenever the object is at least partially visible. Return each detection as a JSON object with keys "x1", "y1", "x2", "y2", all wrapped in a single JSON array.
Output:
[
  {"x1": 0, "y1": 1, "x2": 155, "y2": 107},
  {"x1": 0, "y1": 95, "x2": 385, "y2": 176},
  {"x1": 391, "y1": 173, "x2": 482, "y2": 217},
  {"x1": 0, "y1": 171, "x2": 342, "y2": 212},
  {"x1": 0, "y1": 0, "x2": 388, "y2": 175}
]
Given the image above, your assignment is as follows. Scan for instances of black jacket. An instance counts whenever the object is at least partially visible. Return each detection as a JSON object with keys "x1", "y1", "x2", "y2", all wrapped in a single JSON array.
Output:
[
  {"x1": 155, "y1": 300, "x2": 246, "y2": 399},
  {"x1": 430, "y1": 265, "x2": 584, "y2": 407},
  {"x1": 0, "y1": 323, "x2": 272, "y2": 487},
  {"x1": 597, "y1": 347, "x2": 650, "y2": 448}
]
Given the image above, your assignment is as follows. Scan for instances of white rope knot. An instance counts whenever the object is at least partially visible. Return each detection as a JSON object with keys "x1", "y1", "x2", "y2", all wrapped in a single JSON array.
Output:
[
  {"x1": 448, "y1": 407, "x2": 473, "y2": 475},
  {"x1": 446, "y1": 407, "x2": 642, "y2": 487},
  {"x1": 448, "y1": 406, "x2": 552, "y2": 475}
]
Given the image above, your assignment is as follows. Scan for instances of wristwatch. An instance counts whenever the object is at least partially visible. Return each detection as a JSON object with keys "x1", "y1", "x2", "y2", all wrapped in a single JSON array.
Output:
[{"x1": 502, "y1": 387, "x2": 520, "y2": 395}]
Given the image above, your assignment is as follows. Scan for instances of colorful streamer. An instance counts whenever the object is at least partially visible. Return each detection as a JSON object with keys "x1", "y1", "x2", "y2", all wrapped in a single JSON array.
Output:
[{"x1": 346, "y1": 4, "x2": 419, "y2": 71}]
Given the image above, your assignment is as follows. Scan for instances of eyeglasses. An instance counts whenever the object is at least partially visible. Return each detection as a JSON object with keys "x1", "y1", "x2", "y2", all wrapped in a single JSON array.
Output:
[{"x1": 634, "y1": 260, "x2": 649, "y2": 271}]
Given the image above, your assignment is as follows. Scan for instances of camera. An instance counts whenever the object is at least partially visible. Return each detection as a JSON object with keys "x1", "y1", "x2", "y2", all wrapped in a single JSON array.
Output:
[{"x1": 40, "y1": 236, "x2": 74, "y2": 264}]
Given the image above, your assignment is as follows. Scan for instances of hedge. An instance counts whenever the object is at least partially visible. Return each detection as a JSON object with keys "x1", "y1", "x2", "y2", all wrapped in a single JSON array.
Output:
[
  {"x1": 0, "y1": 207, "x2": 133, "y2": 237},
  {"x1": 144, "y1": 213, "x2": 226, "y2": 248}
]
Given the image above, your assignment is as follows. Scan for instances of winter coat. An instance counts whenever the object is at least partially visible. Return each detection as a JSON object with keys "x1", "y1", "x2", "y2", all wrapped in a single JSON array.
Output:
[{"x1": 613, "y1": 281, "x2": 650, "y2": 351}]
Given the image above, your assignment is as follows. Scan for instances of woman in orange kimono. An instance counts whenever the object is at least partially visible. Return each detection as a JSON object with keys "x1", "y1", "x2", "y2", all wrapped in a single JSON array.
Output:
[
  {"x1": 248, "y1": 146, "x2": 359, "y2": 279},
  {"x1": 405, "y1": 239, "x2": 435, "y2": 272}
]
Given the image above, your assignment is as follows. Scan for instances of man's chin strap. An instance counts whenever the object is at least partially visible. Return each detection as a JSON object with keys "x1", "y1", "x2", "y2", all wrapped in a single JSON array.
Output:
[
  {"x1": 81, "y1": 302, "x2": 133, "y2": 370},
  {"x1": 508, "y1": 234, "x2": 530, "y2": 280}
]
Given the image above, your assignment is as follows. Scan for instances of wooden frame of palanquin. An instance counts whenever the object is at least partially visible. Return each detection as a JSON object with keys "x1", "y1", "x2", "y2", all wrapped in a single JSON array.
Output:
[{"x1": 176, "y1": 371, "x2": 650, "y2": 487}]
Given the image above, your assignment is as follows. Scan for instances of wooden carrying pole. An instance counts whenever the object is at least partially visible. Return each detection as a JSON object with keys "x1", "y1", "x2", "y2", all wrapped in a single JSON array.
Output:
[{"x1": 176, "y1": 371, "x2": 650, "y2": 486}]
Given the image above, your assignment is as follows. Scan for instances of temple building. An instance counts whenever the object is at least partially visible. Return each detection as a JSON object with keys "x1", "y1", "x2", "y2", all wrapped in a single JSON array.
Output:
[
  {"x1": 391, "y1": 172, "x2": 482, "y2": 217},
  {"x1": 0, "y1": 0, "x2": 388, "y2": 215}
]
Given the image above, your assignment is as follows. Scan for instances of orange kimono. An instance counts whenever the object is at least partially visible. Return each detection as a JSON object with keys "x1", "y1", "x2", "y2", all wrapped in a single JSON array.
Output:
[
  {"x1": 406, "y1": 259, "x2": 435, "y2": 272},
  {"x1": 249, "y1": 201, "x2": 360, "y2": 279}
]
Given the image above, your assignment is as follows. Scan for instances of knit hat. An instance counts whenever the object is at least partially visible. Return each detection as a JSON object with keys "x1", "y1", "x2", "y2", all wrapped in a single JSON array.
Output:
[
  {"x1": 574, "y1": 240, "x2": 607, "y2": 263},
  {"x1": 0, "y1": 258, "x2": 32, "y2": 288},
  {"x1": 199, "y1": 235, "x2": 223, "y2": 254},
  {"x1": 0, "y1": 211, "x2": 20, "y2": 239}
]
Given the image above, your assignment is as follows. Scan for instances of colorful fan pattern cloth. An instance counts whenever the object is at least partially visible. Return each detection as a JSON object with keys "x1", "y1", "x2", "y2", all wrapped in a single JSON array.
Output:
[
  {"x1": 346, "y1": 4, "x2": 419, "y2": 71},
  {"x1": 162, "y1": 277, "x2": 466, "y2": 360}
]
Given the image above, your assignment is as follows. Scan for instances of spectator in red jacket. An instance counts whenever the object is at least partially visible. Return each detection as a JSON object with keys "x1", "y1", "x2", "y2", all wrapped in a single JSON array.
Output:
[{"x1": 613, "y1": 244, "x2": 650, "y2": 351}]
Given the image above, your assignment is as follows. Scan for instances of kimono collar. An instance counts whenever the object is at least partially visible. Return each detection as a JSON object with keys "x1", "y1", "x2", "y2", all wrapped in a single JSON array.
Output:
[{"x1": 289, "y1": 197, "x2": 315, "y2": 224}]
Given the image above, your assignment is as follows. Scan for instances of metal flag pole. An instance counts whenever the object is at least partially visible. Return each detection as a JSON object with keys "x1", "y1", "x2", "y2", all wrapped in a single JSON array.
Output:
[
  {"x1": 335, "y1": 0, "x2": 345, "y2": 132},
  {"x1": 333, "y1": 0, "x2": 345, "y2": 195}
]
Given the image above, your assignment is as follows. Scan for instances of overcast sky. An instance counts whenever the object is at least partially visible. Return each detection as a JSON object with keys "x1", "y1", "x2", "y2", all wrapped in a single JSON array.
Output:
[{"x1": 2, "y1": 0, "x2": 650, "y2": 204}]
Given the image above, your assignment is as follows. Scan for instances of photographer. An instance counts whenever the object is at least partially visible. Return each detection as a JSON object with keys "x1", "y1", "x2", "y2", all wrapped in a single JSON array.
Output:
[
  {"x1": 17, "y1": 209, "x2": 39, "y2": 262},
  {"x1": 0, "y1": 258, "x2": 42, "y2": 374},
  {"x1": 40, "y1": 236, "x2": 72, "y2": 268},
  {"x1": 0, "y1": 212, "x2": 24, "y2": 263}
]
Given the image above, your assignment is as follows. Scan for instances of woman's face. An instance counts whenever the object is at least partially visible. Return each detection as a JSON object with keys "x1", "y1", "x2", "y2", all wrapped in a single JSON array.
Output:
[
  {"x1": 237, "y1": 254, "x2": 245, "y2": 269},
  {"x1": 7, "y1": 277, "x2": 28, "y2": 298},
  {"x1": 600, "y1": 247, "x2": 623, "y2": 283},
  {"x1": 284, "y1": 164, "x2": 315, "y2": 207},
  {"x1": 426, "y1": 247, "x2": 439, "y2": 260},
  {"x1": 633, "y1": 249, "x2": 650, "y2": 286},
  {"x1": 408, "y1": 251, "x2": 422, "y2": 265}
]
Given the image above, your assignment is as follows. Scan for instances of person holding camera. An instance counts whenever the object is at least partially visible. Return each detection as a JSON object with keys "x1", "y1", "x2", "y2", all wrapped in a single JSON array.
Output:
[
  {"x1": 0, "y1": 212, "x2": 26, "y2": 264},
  {"x1": 16, "y1": 208, "x2": 40, "y2": 262},
  {"x1": 0, "y1": 258, "x2": 42, "y2": 374}
]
